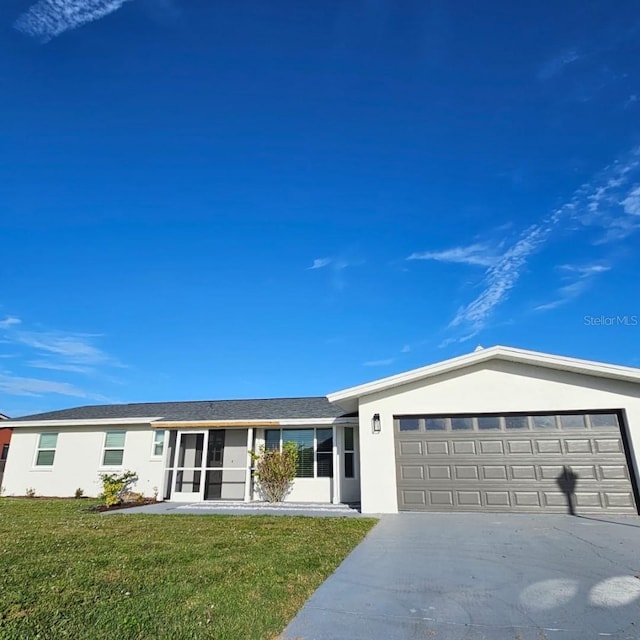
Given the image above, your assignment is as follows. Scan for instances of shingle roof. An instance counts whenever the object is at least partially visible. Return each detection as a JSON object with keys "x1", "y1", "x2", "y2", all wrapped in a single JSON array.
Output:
[{"x1": 12, "y1": 397, "x2": 355, "y2": 422}]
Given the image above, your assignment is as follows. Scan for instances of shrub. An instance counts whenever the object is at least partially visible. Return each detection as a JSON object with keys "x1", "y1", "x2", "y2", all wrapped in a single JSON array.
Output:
[
  {"x1": 25, "y1": 487, "x2": 36, "y2": 498},
  {"x1": 250, "y1": 441, "x2": 298, "y2": 503},
  {"x1": 74, "y1": 487, "x2": 84, "y2": 499},
  {"x1": 99, "y1": 470, "x2": 138, "y2": 507}
]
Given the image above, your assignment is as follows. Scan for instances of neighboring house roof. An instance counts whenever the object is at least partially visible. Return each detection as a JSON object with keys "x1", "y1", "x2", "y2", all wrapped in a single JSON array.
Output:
[
  {"x1": 328, "y1": 345, "x2": 640, "y2": 413},
  {"x1": 0, "y1": 413, "x2": 9, "y2": 420},
  {"x1": 10, "y1": 397, "x2": 354, "y2": 424}
]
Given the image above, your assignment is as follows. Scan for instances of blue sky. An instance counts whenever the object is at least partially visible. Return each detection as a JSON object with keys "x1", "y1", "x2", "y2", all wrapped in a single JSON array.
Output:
[{"x1": 1, "y1": 1, "x2": 639, "y2": 417}]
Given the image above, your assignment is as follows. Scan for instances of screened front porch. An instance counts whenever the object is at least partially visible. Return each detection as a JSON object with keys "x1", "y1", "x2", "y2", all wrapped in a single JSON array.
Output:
[{"x1": 161, "y1": 423, "x2": 359, "y2": 504}]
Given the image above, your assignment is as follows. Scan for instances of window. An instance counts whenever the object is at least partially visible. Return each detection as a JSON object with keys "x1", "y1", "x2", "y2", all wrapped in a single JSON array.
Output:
[
  {"x1": 532, "y1": 415, "x2": 557, "y2": 429},
  {"x1": 282, "y1": 429, "x2": 314, "y2": 478},
  {"x1": 451, "y1": 417, "x2": 473, "y2": 430},
  {"x1": 1, "y1": 444, "x2": 9, "y2": 460},
  {"x1": 505, "y1": 416, "x2": 529, "y2": 430},
  {"x1": 477, "y1": 416, "x2": 501, "y2": 430},
  {"x1": 153, "y1": 430, "x2": 166, "y2": 457},
  {"x1": 265, "y1": 429, "x2": 280, "y2": 451},
  {"x1": 316, "y1": 428, "x2": 333, "y2": 478},
  {"x1": 265, "y1": 428, "x2": 335, "y2": 478},
  {"x1": 35, "y1": 433, "x2": 58, "y2": 466},
  {"x1": 425, "y1": 418, "x2": 447, "y2": 431},
  {"x1": 344, "y1": 427, "x2": 355, "y2": 478},
  {"x1": 398, "y1": 418, "x2": 420, "y2": 431},
  {"x1": 589, "y1": 413, "x2": 619, "y2": 428},
  {"x1": 559, "y1": 414, "x2": 586, "y2": 429},
  {"x1": 103, "y1": 431, "x2": 126, "y2": 466}
]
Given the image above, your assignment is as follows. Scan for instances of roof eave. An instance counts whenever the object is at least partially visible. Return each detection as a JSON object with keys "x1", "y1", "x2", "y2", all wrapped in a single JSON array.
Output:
[{"x1": 327, "y1": 345, "x2": 640, "y2": 407}]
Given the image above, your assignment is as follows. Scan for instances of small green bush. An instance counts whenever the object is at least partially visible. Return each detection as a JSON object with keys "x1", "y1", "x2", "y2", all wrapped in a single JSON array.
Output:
[
  {"x1": 74, "y1": 487, "x2": 84, "y2": 499},
  {"x1": 99, "y1": 470, "x2": 138, "y2": 507},
  {"x1": 251, "y1": 441, "x2": 298, "y2": 502},
  {"x1": 25, "y1": 487, "x2": 36, "y2": 498}
]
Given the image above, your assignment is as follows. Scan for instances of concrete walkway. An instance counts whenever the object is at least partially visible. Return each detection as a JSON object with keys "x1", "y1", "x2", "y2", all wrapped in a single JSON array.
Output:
[
  {"x1": 104, "y1": 500, "x2": 364, "y2": 517},
  {"x1": 282, "y1": 512, "x2": 640, "y2": 640}
]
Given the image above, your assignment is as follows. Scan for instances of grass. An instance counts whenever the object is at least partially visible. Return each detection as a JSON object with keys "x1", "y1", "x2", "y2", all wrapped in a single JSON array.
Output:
[{"x1": 0, "y1": 498, "x2": 376, "y2": 640}]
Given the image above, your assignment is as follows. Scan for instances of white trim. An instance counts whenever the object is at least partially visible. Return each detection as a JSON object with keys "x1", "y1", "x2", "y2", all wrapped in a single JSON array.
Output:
[
  {"x1": 327, "y1": 345, "x2": 640, "y2": 411},
  {"x1": 101, "y1": 429, "x2": 126, "y2": 468},
  {"x1": 278, "y1": 418, "x2": 357, "y2": 426},
  {"x1": 151, "y1": 429, "x2": 166, "y2": 458},
  {"x1": 331, "y1": 423, "x2": 339, "y2": 504},
  {"x1": 244, "y1": 427, "x2": 253, "y2": 502},
  {"x1": 10, "y1": 417, "x2": 159, "y2": 428}
]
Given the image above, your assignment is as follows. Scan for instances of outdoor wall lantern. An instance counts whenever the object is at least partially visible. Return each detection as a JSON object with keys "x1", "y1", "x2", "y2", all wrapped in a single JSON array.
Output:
[{"x1": 372, "y1": 413, "x2": 382, "y2": 434}]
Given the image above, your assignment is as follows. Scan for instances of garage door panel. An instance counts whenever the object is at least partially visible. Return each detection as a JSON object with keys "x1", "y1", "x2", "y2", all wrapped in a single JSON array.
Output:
[
  {"x1": 428, "y1": 465, "x2": 451, "y2": 480},
  {"x1": 507, "y1": 440, "x2": 533, "y2": 455},
  {"x1": 455, "y1": 465, "x2": 479, "y2": 480},
  {"x1": 453, "y1": 440, "x2": 476, "y2": 455},
  {"x1": 536, "y1": 440, "x2": 563, "y2": 454},
  {"x1": 400, "y1": 465, "x2": 424, "y2": 480},
  {"x1": 512, "y1": 465, "x2": 536, "y2": 480},
  {"x1": 483, "y1": 465, "x2": 508, "y2": 480},
  {"x1": 480, "y1": 440, "x2": 504, "y2": 455},
  {"x1": 565, "y1": 439, "x2": 592, "y2": 454},
  {"x1": 426, "y1": 441, "x2": 449, "y2": 455},
  {"x1": 601, "y1": 465, "x2": 629, "y2": 480},
  {"x1": 395, "y1": 411, "x2": 637, "y2": 514},
  {"x1": 457, "y1": 491, "x2": 482, "y2": 506}
]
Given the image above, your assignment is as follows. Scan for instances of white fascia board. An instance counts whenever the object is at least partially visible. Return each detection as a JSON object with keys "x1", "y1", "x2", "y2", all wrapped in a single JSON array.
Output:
[
  {"x1": 8, "y1": 417, "x2": 162, "y2": 428},
  {"x1": 327, "y1": 345, "x2": 640, "y2": 405},
  {"x1": 277, "y1": 418, "x2": 358, "y2": 426}
]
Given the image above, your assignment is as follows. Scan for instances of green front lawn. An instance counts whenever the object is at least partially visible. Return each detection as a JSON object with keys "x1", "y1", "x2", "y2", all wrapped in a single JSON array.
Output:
[{"x1": 0, "y1": 499, "x2": 376, "y2": 640}]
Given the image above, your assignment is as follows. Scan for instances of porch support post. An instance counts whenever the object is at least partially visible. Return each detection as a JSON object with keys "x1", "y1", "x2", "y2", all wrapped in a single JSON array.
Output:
[
  {"x1": 332, "y1": 423, "x2": 340, "y2": 504},
  {"x1": 244, "y1": 428, "x2": 253, "y2": 502}
]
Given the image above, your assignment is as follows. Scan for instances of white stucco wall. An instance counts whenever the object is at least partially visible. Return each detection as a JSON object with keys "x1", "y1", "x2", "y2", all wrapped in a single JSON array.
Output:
[
  {"x1": 2, "y1": 424, "x2": 165, "y2": 498},
  {"x1": 357, "y1": 360, "x2": 640, "y2": 514}
]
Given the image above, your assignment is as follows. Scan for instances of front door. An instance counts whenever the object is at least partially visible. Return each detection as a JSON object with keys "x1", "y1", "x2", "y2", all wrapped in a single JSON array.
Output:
[
  {"x1": 204, "y1": 429, "x2": 225, "y2": 499},
  {"x1": 171, "y1": 431, "x2": 206, "y2": 502}
]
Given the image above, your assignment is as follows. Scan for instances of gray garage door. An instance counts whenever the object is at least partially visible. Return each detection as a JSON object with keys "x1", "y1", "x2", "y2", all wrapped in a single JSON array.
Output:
[{"x1": 395, "y1": 411, "x2": 638, "y2": 514}]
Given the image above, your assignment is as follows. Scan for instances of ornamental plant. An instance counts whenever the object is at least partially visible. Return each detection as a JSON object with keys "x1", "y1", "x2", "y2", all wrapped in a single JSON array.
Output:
[
  {"x1": 99, "y1": 470, "x2": 138, "y2": 507},
  {"x1": 250, "y1": 442, "x2": 298, "y2": 503}
]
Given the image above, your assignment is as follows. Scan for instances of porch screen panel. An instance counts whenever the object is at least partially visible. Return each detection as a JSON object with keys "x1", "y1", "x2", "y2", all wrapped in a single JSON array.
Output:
[{"x1": 282, "y1": 429, "x2": 314, "y2": 478}]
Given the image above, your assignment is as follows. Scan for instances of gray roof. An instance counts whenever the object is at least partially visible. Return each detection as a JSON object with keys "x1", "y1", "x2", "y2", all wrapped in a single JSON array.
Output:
[{"x1": 12, "y1": 397, "x2": 355, "y2": 422}]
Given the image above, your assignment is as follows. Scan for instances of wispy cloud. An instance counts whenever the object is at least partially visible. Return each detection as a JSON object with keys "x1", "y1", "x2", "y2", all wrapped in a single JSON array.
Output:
[
  {"x1": 0, "y1": 317, "x2": 21, "y2": 329},
  {"x1": 535, "y1": 263, "x2": 611, "y2": 312},
  {"x1": 0, "y1": 372, "x2": 107, "y2": 399},
  {"x1": 0, "y1": 317, "x2": 123, "y2": 403},
  {"x1": 363, "y1": 358, "x2": 394, "y2": 367},
  {"x1": 449, "y1": 223, "x2": 550, "y2": 332},
  {"x1": 407, "y1": 243, "x2": 498, "y2": 267},
  {"x1": 27, "y1": 360, "x2": 94, "y2": 374},
  {"x1": 13, "y1": 331, "x2": 118, "y2": 366},
  {"x1": 400, "y1": 344, "x2": 411, "y2": 353},
  {"x1": 14, "y1": 0, "x2": 134, "y2": 42},
  {"x1": 434, "y1": 147, "x2": 640, "y2": 340},
  {"x1": 308, "y1": 257, "x2": 333, "y2": 270},
  {"x1": 622, "y1": 185, "x2": 640, "y2": 216},
  {"x1": 538, "y1": 49, "x2": 581, "y2": 80}
]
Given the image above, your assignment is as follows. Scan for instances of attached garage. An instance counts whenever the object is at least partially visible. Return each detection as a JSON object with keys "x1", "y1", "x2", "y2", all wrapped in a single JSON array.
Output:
[
  {"x1": 328, "y1": 346, "x2": 640, "y2": 515},
  {"x1": 395, "y1": 411, "x2": 637, "y2": 513}
]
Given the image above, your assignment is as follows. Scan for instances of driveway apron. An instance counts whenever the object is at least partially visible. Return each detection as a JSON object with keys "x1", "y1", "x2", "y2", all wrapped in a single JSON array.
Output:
[{"x1": 281, "y1": 512, "x2": 640, "y2": 640}]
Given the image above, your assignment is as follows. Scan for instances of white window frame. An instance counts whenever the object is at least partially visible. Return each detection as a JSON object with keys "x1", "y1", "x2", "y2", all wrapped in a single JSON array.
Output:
[
  {"x1": 264, "y1": 427, "x2": 334, "y2": 479},
  {"x1": 151, "y1": 430, "x2": 166, "y2": 458},
  {"x1": 343, "y1": 426, "x2": 356, "y2": 479},
  {"x1": 101, "y1": 430, "x2": 126, "y2": 468},
  {"x1": 33, "y1": 432, "x2": 58, "y2": 468}
]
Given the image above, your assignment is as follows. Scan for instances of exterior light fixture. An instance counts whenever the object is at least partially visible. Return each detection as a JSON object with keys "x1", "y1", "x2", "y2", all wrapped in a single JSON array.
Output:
[{"x1": 372, "y1": 413, "x2": 381, "y2": 434}]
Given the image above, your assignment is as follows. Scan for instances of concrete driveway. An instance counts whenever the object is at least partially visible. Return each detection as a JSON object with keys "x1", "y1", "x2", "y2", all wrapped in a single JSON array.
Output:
[{"x1": 282, "y1": 513, "x2": 640, "y2": 640}]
